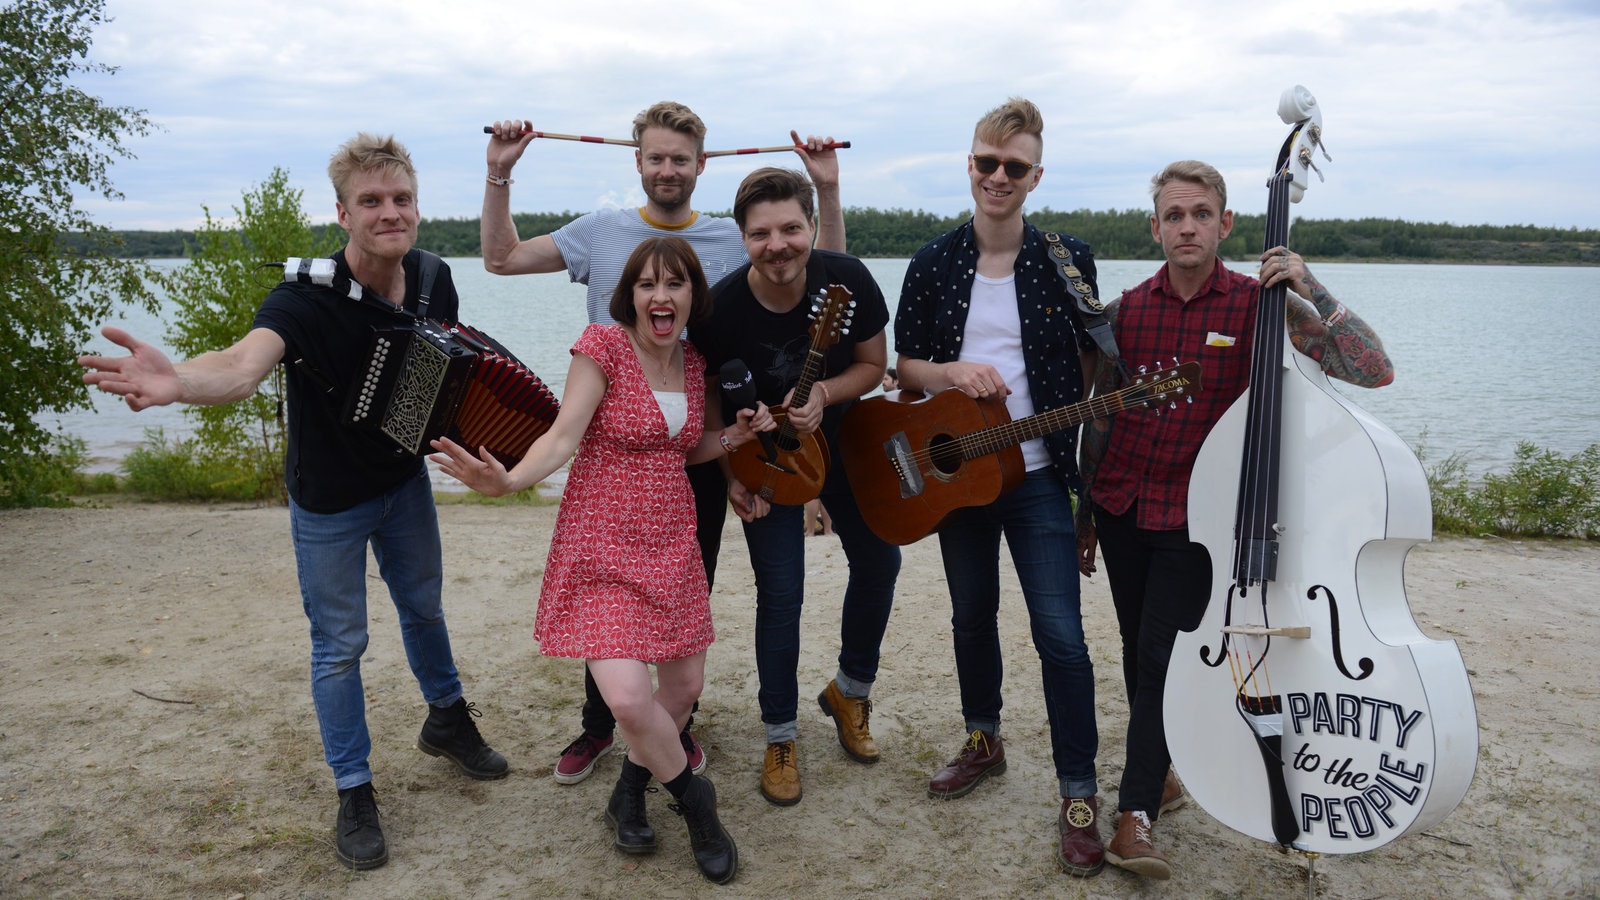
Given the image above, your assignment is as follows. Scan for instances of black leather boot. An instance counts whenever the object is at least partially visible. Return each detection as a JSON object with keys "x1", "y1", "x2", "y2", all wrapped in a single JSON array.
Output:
[
  {"x1": 670, "y1": 775, "x2": 738, "y2": 884},
  {"x1": 334, "y1": 782, "x2": 387, "y2": 870},
  {"x1": 417, "y1": 697, "x2": 509, "y2": 780},
  {"x1": 605, "y1": 758, "x2": 658, "y2": 854}
]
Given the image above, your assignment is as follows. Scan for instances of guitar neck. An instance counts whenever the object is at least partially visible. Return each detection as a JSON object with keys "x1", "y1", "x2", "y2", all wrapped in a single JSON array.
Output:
[{"x1": 957, "y1": 385, "x2": 1142, "y2": 460}]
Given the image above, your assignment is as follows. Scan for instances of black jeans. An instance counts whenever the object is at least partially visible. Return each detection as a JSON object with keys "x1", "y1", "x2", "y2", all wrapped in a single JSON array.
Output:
[
  {"x1": 579, "y1": 459, "x2": 726, "y2": 737},
  {"x1": 1093, "y1": 502, "x2": 1211, "y2": 818}
]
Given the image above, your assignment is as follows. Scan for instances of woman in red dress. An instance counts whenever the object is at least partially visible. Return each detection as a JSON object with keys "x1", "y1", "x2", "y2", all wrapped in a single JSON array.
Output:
[{"x1": 431, "y1": 237, "x2": 770, "y2": 884}]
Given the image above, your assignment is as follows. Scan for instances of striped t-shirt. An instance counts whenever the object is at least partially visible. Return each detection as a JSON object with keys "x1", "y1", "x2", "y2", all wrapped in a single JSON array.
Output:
[{"x1": 551, "y1": 207, "x2": 748, "y2": 324}]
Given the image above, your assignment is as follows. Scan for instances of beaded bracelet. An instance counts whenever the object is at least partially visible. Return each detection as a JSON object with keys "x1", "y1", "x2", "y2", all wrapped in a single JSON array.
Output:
[{"x1": 486, "y1": 173, "x2": 514, "y2": 187}]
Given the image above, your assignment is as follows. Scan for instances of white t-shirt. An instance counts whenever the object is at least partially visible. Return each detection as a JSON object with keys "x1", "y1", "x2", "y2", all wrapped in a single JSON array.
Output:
[{"x1": 958, "y1": 272, "x2": 1049, "y2": 471}]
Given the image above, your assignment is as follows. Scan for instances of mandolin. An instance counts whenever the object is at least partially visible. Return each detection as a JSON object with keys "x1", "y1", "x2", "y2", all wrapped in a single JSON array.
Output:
[
  {"x1": 1163, "y1": 86, "x2": 1477, "y2": 855},
  {"x1": 727, "y1": 284, "x2": 854, "y2": 506},
  {"x1": 841, "y1": 362, "x2": 1199, "y2": 545}
]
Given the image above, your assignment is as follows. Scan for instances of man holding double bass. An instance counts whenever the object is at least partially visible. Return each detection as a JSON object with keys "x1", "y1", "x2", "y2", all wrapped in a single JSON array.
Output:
[{"x1": 1075, "y1": 159, "x2": 1394, "y2": 880}]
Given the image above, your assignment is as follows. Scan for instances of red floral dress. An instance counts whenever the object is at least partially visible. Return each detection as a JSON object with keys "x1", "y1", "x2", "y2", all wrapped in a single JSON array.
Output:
[{"x1": 534, "y1": 325, "x2": 714, "y2": 661}]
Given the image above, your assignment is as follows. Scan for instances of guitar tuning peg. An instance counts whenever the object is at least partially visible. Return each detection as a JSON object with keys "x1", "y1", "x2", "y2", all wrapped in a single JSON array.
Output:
[{"x1": 1138, "y1": 364, "x2": 1149, "y2": 375}]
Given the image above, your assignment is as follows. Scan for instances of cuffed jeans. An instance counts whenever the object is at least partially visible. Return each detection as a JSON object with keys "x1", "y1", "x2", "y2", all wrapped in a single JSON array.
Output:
[
  {"x1": 937, "y1": 469, "x2": 1098, "y2": 798},
  {"x1": 743, "y1": 457, "x2": 900, "y2": 742},
  {"x1": 289, "y1": 470, "x2": 462, "y2": 789}
]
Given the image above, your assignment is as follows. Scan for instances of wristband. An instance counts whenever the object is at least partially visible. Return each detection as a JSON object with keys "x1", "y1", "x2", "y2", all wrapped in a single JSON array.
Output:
[
  {"x1": 719, "y1": 432, "x2": 737, "y2": 454},
  {"x1": 486, "y1": 173, "x2": 514, "y2": 187}
]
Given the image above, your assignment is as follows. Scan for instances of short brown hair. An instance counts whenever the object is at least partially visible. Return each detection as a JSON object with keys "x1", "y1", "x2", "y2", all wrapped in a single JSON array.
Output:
[
  {"x1": 1150, "y1": 160, "x2": 1228, "y2": 212},
  {"x1": 608, "y1": 236, "x2": 713, "y2": 329},
  {"x1": 973, "y1": 97, "x2": 1044, "y2": 155},
  {"x1": 327, "y1": 133, "x2": 417, "y2": 206},
  {"x1": 732, "y1": 167, "x2": 815, "y2": 231},
  {"x1": 632, "y1": 101, "x2": 708, "y2": 155}
]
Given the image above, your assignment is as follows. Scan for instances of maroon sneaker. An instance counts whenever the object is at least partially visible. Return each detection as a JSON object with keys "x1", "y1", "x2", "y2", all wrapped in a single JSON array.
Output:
[
  {"x1": 681, "y1": 728, "x2": 707, "y2": 775},
  {"x1": 554, "y1": 732, "x2": 615, "y2": 785},
  {"x1": 927, "y1": 730, "x2": 1006, "y2": 799}
]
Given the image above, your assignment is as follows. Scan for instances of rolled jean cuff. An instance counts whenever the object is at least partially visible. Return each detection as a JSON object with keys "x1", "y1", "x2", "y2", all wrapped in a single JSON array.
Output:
[
  {"x1": 833, "y1": 669, "x2": 872, "y2": 699},
  {"x1": 1060, "y1": 775, "x2": 1099, "y2": 799}
]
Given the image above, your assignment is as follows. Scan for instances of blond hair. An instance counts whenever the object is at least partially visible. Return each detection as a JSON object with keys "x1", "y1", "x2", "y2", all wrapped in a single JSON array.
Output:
[
  {"x1": 327, "y1": 133, "x2": 417, "y2": 206},
  {"x1": 973, "y1": 97, "x2": 1044, "y2": 154},
  {"x1": 631, "y1": 101, "x2": 709, "y2": 155},
  {"x1": 1150, "y1": 160, "x2": 1227, "y2": 212}
]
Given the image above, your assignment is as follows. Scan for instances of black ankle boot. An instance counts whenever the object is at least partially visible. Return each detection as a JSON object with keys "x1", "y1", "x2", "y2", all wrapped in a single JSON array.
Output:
[
  {"x1": 334, "y1": 782, "x2": 388, "y2": 870},
  {"x1": 417, "y1": 697, "x2": 509, "y2": 780},
  {"x1": 670, "y1": 775, "x2": 738, "y2": 884},
  {"x1": 605, "y1": 759, "x2": 658, "y2": 854}
]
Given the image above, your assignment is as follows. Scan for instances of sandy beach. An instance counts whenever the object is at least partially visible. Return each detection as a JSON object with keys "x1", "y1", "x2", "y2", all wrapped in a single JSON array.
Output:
[{"x1": 1, "y1": 500, "x2": 1595, "y2": 898}]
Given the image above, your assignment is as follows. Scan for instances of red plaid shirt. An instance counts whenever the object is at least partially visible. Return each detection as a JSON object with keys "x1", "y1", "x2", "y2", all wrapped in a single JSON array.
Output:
[{"x1": 1092, "y1": 260, "x2": 1260, "y2": 530}]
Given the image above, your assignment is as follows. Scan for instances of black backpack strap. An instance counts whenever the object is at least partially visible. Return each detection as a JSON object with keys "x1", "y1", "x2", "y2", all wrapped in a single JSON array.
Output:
[{"x1": 1043, "y1": 231, "x2": 1129, "y2": 380}]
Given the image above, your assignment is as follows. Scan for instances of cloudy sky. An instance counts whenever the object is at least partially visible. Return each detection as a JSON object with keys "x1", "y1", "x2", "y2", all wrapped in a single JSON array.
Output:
[{"x1": 77, "y1": 0, "x2": 1599, "y2": 234}]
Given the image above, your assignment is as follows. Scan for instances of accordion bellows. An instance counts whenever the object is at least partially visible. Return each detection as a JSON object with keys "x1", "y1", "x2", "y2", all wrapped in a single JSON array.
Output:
[{"x1": 344, "y1": 320, "x2": 559, "y2": 467}]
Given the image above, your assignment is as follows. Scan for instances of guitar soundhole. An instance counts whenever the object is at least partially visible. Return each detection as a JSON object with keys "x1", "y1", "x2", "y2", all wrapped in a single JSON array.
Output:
[
  {"x1": 928, "y1": 434, "x2": 962, "y2": 477},
  {"x1": 776, "y1": 432, "x2": 802, "y2": 454}
]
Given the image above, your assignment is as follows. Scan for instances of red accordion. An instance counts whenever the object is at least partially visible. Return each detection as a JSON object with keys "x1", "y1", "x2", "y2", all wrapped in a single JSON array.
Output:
[{"x1": 343, "y1": 320, "x2": 559, "y2": 466}]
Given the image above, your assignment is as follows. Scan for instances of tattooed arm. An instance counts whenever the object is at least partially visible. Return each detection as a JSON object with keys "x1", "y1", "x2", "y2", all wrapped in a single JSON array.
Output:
[{"x1": 1260, "y1": 246, "x2": 1395, "y2": 388}]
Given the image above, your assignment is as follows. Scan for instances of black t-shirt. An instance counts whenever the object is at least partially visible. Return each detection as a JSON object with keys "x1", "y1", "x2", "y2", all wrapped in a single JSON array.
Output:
[
  {"x1": 251, "y1": 248, "x2": 461, "y2": 512},
  {"x1": 691, "y1": 249, "x2": 889, "y2": 440}
]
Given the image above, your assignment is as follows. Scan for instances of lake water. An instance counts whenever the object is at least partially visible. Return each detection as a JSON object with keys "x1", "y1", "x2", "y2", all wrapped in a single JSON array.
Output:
[{"x1": 45, "y1": 258, "x2": 1600, "y2": 483}]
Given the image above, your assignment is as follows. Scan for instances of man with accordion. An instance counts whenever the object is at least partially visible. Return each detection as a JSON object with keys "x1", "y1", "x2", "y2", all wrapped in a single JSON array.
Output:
[{"x1": 79, "y1": 133, "x2": 508, "y2": 872}]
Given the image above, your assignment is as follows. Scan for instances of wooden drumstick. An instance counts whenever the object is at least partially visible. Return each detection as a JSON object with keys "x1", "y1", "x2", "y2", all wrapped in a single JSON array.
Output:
[{"x1": 482, "y1": 126, "x2": 850, "y2": 157}]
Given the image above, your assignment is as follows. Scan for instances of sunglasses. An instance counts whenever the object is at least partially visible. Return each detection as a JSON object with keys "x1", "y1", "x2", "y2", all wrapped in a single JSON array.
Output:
[{"x1": 970, "y1": 155, "x2": 1037, "y2": 179}]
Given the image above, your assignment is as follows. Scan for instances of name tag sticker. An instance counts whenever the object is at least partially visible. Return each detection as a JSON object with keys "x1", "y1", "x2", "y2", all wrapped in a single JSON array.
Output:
[{"x1": 1206, "y1": 332, "x2": 1237, "y2": 347}]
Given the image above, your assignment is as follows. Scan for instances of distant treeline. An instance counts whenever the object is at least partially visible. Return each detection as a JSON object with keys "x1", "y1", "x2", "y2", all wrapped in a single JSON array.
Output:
[{"x1": 88, "y1": 208, "x2": 1600, "y2": 265}]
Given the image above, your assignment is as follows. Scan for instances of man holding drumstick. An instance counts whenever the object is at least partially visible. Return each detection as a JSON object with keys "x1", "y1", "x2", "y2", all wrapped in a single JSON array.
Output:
[{"x1": 480, "y1": 102, "x2": 848, "y2": 807}]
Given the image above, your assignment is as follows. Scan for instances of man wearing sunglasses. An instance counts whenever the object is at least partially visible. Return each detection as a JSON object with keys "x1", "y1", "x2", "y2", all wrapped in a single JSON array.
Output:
[
  {"x1": 893, "y1": 97, "x2": 1106, "y2": 877},
  {"x1": 480, "y1": 103, "x2": 847, "y2": 806}
]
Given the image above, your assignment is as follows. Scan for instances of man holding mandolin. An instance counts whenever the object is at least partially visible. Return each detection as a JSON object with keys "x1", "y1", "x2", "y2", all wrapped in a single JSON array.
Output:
[
  {"x1": 689, "y1": 167, "x2": 902, "y2": 808},
  {"x1": 1076, "y1": 159, "x2": 1394, "y2": 880},
  {"x1": 893, "y1": 97, "x2": 1108, "y2": 877}
]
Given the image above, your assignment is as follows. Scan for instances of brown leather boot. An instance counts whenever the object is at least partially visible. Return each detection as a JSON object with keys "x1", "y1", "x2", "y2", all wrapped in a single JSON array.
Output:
[
  {"x1": 760, "y1": 741, "x2": 801, "y2": 806},
  {"x1": 1106, "y1": 809, "x2": 1171, "y2": 880},
  {"x1": 818, "y1": 680, "x2": 880, "y2": 763},
  {"x1": 1160, "y1": 768, "x2": 1186, "y2": 815},
  {"x1": 1056, "y1": 795, "x2": 1105, "y2": 876},
  {"x1": 927, "y1": 730, "x2": 1006, "y2": 799}
]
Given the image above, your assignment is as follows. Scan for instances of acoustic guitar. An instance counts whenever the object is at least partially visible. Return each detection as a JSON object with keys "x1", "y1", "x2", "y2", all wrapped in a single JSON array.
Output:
[
  {"x1": 727, "y1": 284, "x2": 855, "y2": 506},
  {"x1": 840, "y1": 362, "x2": 1200, "y2": 545}
]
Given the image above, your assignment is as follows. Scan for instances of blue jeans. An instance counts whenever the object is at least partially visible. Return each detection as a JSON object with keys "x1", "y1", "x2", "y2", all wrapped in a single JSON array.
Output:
[
  {"x1": 937, "y1": 470, "x2": 1098, "y2": 798},
  {"x1": 289, "y1": 470, "x2": 463, "y2": 789},
  {"x1": 742, "y1": 457, "x2": 901, "y2": 741}
]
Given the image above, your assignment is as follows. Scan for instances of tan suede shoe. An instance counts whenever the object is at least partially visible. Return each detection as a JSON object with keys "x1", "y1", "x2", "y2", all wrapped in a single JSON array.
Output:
[
  {"x1": 817, "y1": 680, "x2": 880, "y2": 763},
  {"x1": 760, "y1": 741, "x2": 801, "y2": 806}
]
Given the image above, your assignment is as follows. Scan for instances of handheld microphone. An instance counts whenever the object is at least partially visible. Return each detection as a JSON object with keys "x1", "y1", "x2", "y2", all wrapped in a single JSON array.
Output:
[{"x1": 719, "y1": 359, "x2": 777, "y2": 460}]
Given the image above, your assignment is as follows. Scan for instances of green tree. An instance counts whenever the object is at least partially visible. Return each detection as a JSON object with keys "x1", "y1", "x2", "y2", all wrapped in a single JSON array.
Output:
[
  {"x1": 160, "y1": 166, "x2": 340, "y2": 501},
  {"x1": 0, "y1": 0, "x2": 157, "y2": 507}
]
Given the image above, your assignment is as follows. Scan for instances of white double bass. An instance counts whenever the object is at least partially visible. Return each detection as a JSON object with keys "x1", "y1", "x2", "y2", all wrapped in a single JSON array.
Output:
[{"x1": 1163, "y1": 86, "x2": 1478, "y2": 854}]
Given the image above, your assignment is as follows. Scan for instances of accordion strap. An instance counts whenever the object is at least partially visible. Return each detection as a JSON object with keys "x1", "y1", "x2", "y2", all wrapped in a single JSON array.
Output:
[{"x1": 412, "y1": 250, "x2": 442, "y2": 320}]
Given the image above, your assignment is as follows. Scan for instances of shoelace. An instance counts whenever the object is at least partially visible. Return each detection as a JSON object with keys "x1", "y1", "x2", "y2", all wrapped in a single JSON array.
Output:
[
  {"x1": 566, "y1": 734, "x2": 604, "y2": 757},
  {"x1": 458, "y1": 702, "x2": 486, "y2": 741},
  {"x1": 343, "y1": 788, "x2": 380, "y2": 832},
  {"x1": 1130, "y1": 810, "x2": 1154, "y2": 846},
  {"x1": 769, "y1": 742, "x2": 795, "y2": 769},
  {"x1": 852, "y1": 697, "x2": 873, "y2": 730},
  {"x1": 954, "y1": 729, "x2": 991, "y2": 762}
]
